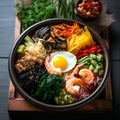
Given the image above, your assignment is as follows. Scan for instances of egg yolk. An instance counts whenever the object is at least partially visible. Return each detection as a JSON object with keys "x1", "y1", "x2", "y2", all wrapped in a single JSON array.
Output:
[{"x1": 52, "y1": 55, "x2": 68, "y2": 70}]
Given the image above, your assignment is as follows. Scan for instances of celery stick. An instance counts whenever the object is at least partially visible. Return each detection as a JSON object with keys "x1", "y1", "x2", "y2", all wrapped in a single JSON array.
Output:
[{"x1": 24, "y1": 35, "x2": 33, "y2": 42}]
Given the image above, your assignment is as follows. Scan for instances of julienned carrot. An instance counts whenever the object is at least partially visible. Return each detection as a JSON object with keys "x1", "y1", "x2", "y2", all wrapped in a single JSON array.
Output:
[
  {"x1": 67, "y1": 23, "x2": 80, "y2": 37},
  {"x1": 51, "y1": 23, "x2": 80, "y2": 38}
]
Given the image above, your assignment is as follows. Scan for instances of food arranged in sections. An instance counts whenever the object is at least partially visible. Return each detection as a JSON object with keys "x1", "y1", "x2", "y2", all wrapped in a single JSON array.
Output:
[{"x1": 15, "y1": 22, "x2": 104, "y2": 105}]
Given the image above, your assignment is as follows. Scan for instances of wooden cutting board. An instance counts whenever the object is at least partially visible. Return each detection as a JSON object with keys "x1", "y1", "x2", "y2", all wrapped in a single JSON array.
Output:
[{"x1": 8, "y1": 17, "x2": 112, "y2": 114}]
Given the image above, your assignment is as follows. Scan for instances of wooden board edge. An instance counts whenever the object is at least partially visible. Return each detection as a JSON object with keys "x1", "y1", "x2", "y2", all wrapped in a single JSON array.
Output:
[
  {"x1": 8, "y1": 81, "x2": 15, "y2": 99},
  {"x1": 8, "y1": 99, "x2": 112, "y2": 112},
  {"x1": 14, "y1": 16, "x2": 21, "y2": 41},
  {"x1": 105, "y1": 74, "x2": 112, "y2": 101}
]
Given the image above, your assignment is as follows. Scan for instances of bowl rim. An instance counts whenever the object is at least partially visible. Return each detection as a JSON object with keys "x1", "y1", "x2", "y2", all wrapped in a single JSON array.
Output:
[{"x1": 8, "y1": 18, "x2": 110, "y2": 111}]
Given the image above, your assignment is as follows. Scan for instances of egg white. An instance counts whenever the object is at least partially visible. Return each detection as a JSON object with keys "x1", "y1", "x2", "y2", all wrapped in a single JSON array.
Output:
[{"x1": 50, "y1": 51, "x2": 77, "y2": 73}]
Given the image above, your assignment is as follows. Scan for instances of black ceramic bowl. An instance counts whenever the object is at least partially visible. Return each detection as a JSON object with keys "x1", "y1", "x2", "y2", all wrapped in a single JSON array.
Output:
[{"x1": 8, "y1": 18, "x2": 110, "y2": 111}]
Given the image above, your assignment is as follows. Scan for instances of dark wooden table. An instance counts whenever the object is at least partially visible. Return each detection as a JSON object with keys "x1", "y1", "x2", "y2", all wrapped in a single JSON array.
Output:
[
  {"x1": 0, "y1": 0, "x2": 15, "y2": 120},
  {"x1": 0, "y1": 0, "x2": 120, "y2": 120}
]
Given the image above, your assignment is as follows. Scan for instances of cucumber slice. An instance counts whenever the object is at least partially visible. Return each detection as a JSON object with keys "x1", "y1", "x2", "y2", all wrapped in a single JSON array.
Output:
[
  {"x1": 96, "y1": 63, "x2": 103, "y2": 70},
  {"x1": 17, "y1": 48, "x2": 24, "y2": 53},
  {"x1": 91, "y1": 59, "x2": 97, "y2": 66},
  {"x1": 98, "y1": 69, "x2": 104, "y2": 76},
  {"x1": 96, "y1": 65, "x2": 101, "y2": 70},
  {"x1": 89, "y1": 64, "x2": 95, "y2": 71},
  {"x1": 89, "y1": 54, "x2": 97, "y2": 59},
  {"x1": 93, "y1": 69, "x2": 99, "y2": 74},
  {"x1": 97, "y1": 54, "x2": 103, "y2": 62},
  {"x1": 18, "y1": 44, "x2": 25, "y2": 49},
  {"x1": 17, "y1": 44, "x2": 25, "y2": 53}
]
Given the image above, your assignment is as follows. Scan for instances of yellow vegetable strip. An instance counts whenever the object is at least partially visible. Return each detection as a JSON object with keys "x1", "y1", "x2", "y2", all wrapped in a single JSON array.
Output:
[{"x1": 67, "y1": 26, "x2": 95, "y2": 55}]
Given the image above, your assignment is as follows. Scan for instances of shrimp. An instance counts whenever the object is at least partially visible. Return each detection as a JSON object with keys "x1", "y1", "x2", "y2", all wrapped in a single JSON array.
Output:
[
  {"x1": 44, "y1": 55, "x2": 62, "y2": 75},
  {"x1": 65, "y1": 77, "x2": 87, "y2": 95},
  {"x1": 79, "y1": 68, "x2": 94, "y2": 85},
  {"x1": 65, "y1": 64, "x2": 88, "y2": 95}
]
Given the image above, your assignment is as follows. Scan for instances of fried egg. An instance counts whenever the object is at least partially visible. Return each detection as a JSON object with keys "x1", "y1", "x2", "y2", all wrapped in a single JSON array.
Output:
[{"x1": 50, "y1": 51, "x2": 77, "y2": 73}]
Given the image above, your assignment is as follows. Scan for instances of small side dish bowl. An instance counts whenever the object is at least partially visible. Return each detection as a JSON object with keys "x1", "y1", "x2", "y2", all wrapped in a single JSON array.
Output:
[
  {"x1": 8, "y1": 18, "x2": 110, "y2": 111},
  {"x1": 75, "y1": 0, "x2": 102, "y2": 21}
]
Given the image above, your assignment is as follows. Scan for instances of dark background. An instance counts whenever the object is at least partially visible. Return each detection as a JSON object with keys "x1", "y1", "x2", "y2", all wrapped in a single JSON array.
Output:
[{"x1": 0, "y1": 0, "x2": 120, "y2": 119}]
